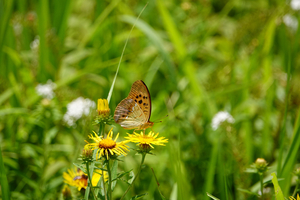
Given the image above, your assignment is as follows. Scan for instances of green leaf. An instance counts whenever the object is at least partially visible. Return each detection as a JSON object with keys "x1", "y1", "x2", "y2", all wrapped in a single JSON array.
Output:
[
  {"x1": 73, "y1": 163, "x2": 87, "y2": 174},
  {"x1": 111, "y1": 160, "x2": 118, "y2": 191},
  {"x1": 128, "y1": 171, "x2": 135, "y2": 184},
  {"x1": 107, "y1": 3, "x2": 148, "y2": 103},
  {"x1": 271, "y1": 173, "x2": 285, "y2": 200},
  {"x1": 206, "y1": 192, "x2": 220, "y2": 200},
  {"x1": 0, "y1": 146, "x2": 10, "y2": 200},
  {"x1": 112, "y1": 169, "x2": 133, "y2": 182},
  {"x1": 130, "y1": 193, "x2": 148, "y2": 200}
]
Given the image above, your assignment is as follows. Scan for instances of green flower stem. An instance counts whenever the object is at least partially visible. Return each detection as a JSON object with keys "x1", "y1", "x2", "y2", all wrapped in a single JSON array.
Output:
[
  {"x1": 102, "y1": 166, "x2": 108, "y2": 200},
  {"x1": 85, "y1": 122, "x2": 105, "y2": 199},
  {"x1": 120, "y1": 153, "x2": 146, "y2": 200},
  {"x1": 99, "y1": 122, "x2": 104, "y2": 136},
  {"x1": 259, "y1": 173, "x2": 264, "y2": 199},
  {"x1": 292, "y1": 181, "x2": 299, "y2": 197},
  {"x1": 86, "y1": 162, "x2": 97, "y2": 200},
  {"x1": 107, "y1": 159, "x2": 112, "y2": 200}
]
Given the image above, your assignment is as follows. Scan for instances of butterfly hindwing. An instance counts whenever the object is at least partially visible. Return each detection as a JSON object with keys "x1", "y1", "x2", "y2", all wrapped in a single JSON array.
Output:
[{"x1": 114, "y1": 99, "x2": 147, "y2": 129}]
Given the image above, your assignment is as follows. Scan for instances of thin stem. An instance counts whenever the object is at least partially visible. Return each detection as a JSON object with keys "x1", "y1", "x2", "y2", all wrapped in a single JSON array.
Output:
[
  {"x1": 259, "y1": 173, "x2": 264, "y2": 200},
  {"x1": 292, "y1": 181, "x2": 299, "y2": 197},
  {"x1": 102, "y1": 160, "x2": 108, "y2": 200},
  {"x1": 86, "y1": 162, "x2": 97, "y2": 200},
  {"x1": 120, "y1": 153, "x2": 146, "y2": 200},
  {"x1": 107, "y1": 159, "x2": 112, "y2": 200},
  {"x1": 99, "y1": 123, "x2": 104, "y2": 136}
]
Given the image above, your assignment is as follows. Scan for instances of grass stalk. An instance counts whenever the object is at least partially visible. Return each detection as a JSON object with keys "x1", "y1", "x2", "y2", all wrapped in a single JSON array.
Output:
[
  {"x1": 86, "y1": 162, "x2": 97, "y2": 200},
  {"x1": 120, "y1": 153, "x2": 146, "y2": 200}
]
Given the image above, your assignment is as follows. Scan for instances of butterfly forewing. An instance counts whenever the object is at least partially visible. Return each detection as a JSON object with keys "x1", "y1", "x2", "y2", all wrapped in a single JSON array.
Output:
[
  {"x1": 114, "y1": 80, "x2": 153, "y2": 130},
  {"x1": 127, "y1": 80, "x2": 151, "y2": 121}
]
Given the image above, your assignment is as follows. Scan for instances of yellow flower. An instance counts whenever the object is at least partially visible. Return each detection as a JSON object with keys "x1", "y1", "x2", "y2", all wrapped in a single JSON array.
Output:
[
  {"x1": 87, "y1": 128, "x2": 129, "y2": 160},
  {"x1": 63, "y1": 168, "x2": 87, "y2": 191},
  {"x1": 125, "y1": 131, "x2": 168, "y2": 152},
  {"x1": 63, "y1": 168, "x2": 107, "y2": 191},
  {"x1": 97, "y1": 99, "x2": 110, "y2": 117},
  {"x1": 62, "y1": 185, "x2": 72, "y2": 200},
  {"x1": 289, "y1": 194, "x2": 300, "y2": 200}
]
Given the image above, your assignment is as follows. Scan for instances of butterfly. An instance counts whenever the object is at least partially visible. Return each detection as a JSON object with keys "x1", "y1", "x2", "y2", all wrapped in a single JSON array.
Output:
[{"x1": 114, "y1": 80, "x2": 154, "y2": 130}]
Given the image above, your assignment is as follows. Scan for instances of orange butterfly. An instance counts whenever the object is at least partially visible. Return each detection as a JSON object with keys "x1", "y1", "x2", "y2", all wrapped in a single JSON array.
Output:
[{"x1": 114, "y1": 80, "x2": 154, "y2": 130}]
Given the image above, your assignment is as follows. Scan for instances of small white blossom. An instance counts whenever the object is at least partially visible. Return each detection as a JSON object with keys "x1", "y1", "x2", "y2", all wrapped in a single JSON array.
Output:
[
  {"x1": 30, "y1": 36, "x2": 40, "y2": 51},
  {"x1": 211, "y1": 111, "x2": 235, "y2": 131},
  {"x1": 35, "y1": 80, "x2": 56, "y2": 99},
  {"x1": 63, "y1": 97, "x2": 96, "y2": 127},
  {"x1": 291, "y1": 0, "x2": 300, "y2": 10},
  {"x1": 283, "y1": 14, "x2": 298, "y2": 32}
]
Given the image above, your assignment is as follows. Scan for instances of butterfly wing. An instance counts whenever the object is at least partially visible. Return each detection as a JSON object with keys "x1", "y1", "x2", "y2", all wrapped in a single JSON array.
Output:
[
  {"x1": 127, "y1": 80, "x2": 152, "y2": 122},
  {"x1": 114, "y1": 99, "x2": 147, "y2": 129}
]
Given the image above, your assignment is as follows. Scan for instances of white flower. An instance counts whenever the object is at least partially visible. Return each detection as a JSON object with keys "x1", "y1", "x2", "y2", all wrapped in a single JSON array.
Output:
[
  {"x1": 30, "y1": 36, "x2": 40, "y2": 51},
  {"x1": 211, "y1": 111, "x2": 235, "y2": 131},
  {"x1": 283, "y1": 14, "x2": 298, "y2": 32},
  {"x1": 291, "y1": 0, "x2": 300, "y2": 10},
  {"x1": 35, "y1": 79, "x2": 56, "y2": 99},
  {"x1": 63, "y1": 97, "x2": 96, "y2": 127}
]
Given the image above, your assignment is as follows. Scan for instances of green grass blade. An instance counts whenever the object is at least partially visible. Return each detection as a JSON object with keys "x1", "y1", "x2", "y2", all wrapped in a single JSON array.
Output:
[
  {"x1": 107, "y1": 3, "x2": 148, "y2": 103},
  {"x1": 37, "y1": 0, "x2": 50, "y2": 82},
  {"x1": 204, "y1": 142, "x2": 218, "y2": 200},
  {"x1": 280, "y1": 107, "x2": 300, "y2": 195},
  {"x1": 206, "y1": 192, "x2": 220, "y2": 200},
  {"x1": 120, "y1": 15, "x2": 177, "y2": 87},
  {"x1": 271, "y1": 173, "x2": 284, "y2": 200},
  {"x1": 79, "y1": 0, "x2": 121, "y2": 48},
  {"x1": 0, "y1": 145, "x2": 10, "y2": 200},
  {"x1": 0, "y1": 0, "x2": 13, "y2": 61},
  {"x1": 156, "y1": 0, "x2": 215, "y2": 115}
]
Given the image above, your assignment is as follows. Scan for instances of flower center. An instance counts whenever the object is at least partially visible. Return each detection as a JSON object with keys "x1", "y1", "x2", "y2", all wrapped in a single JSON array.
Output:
[
  {"x1": 99, "y1": 139, "x2": 116, "y2": 149},
  {"x1": 139, "y1": 136, "x2": 154, "y2": 144}
]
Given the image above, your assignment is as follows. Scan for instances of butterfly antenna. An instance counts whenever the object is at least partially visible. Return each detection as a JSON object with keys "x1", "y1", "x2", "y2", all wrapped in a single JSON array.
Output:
[{"x1": 153, "y1": 115, "x2": 168, "y2": 123}]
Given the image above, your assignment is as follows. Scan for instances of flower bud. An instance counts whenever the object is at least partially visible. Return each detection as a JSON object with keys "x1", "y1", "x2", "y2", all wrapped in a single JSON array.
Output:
[
  {"x1": 255, "y1": 158, "x2": 268, "y2": 174},
  {"x1": 62, "y1": 185, "x2": 72, "y2": 200}
]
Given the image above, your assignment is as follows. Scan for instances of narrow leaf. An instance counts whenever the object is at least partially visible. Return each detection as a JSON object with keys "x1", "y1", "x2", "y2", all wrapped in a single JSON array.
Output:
[{"x1": 271, "y1": 173, "x2": 285, "y2": 200}]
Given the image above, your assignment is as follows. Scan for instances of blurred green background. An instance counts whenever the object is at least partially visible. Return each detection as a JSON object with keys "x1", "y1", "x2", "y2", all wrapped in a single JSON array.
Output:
[{"x1": 1, "y1": 0, "x2": 300, "y2": 199}]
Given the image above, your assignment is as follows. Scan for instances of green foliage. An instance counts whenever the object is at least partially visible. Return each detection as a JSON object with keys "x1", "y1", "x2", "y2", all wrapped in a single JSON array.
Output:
[{"x1": 1, "y1": 0, "x2": 300, "y2": 199}]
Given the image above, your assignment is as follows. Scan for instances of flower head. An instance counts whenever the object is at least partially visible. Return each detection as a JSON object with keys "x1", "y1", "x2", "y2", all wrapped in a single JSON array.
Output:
[
  {"x1": 63, "y1": 168, "x2": 88, "y2": 191},
  {"x1": 62, "y1": 185, "x2": 72, "y2": 200},
  {"x1": 86, "y1": 128, "x2": 129, "y2": 160},
  {"x1": 63, "y1": 168, "x2": 107, "y2": 191},
  {"x1": 35, "y1": 79, "x2": 56, "y2": 99},
  {"x1": 97, "y1": 99, "x2": 110, "y2": 117},
  {"x1": 289, "y1": 194, "x2": 300, "y2": 200},
  {"x1": 82, "y1": 145, "x2": 93, "y2": 162},
  {"x1": 211, "y1": 111, "x2": 235, "y2": 131},
  {"x1": 291, "y1": 0, "x2": 300, "y2": 10},
  {"x1": 63, "y1": 97, "x2": 96, "y2": 127},
  {"x1": 125, "y1": 131, "x2": 168, "y2": 153},
  {"x1": 255, "y1": 158, "x2": 268, "y2": 174},
  {"x1": 283, "y1": 14, "x2": 298, "y2": 32}
]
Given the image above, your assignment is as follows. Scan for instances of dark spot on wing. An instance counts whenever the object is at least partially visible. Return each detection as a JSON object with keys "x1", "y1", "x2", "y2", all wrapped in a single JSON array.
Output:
[
  {"x1": 136, "y1": 95, "x2": 138, "y2": 98},
  {"x1": 139, "y1": 94, "x2": 142, "y2": 97},
  {"x1": 135, "y1": 100, "x2": 137, "y2": 102},
  {"x1": 122, "y1": 115, "x2": 125, "y2": 117},
  {"x1": 138, "y1": 100, "x2": 142, "y2": 104},
  {"x1": 143, "y1": 96, "x2": 145, "y2": 99},
  {"x1": 143, "y1": 103, "x2": 146, "y2": 105}
]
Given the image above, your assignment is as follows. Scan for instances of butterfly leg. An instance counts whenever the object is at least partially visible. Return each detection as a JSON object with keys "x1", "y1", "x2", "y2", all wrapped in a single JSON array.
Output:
[{"x1": 151, "y1": 127, "x2": 156, "y2": 134}]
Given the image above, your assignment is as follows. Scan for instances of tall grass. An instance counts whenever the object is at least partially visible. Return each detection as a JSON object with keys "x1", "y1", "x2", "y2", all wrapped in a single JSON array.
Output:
[{"x1": 1, "y1": 0, "x2": 300, "y2": 199}]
